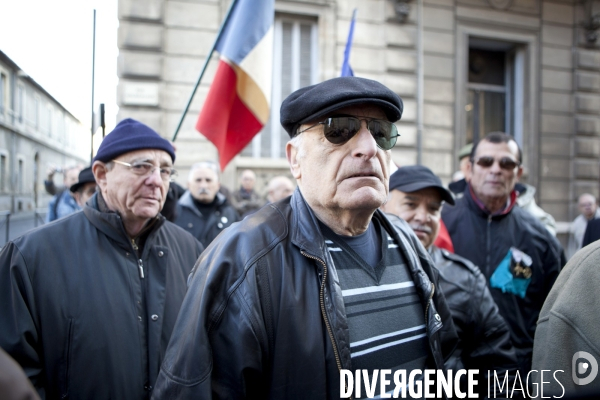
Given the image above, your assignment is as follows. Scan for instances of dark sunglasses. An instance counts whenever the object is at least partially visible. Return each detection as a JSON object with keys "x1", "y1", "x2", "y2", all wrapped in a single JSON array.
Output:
[
  {"x1": 474, "y1": 156, "x2": 520, "y2": 170},
  {"x1": 296, "y1": 116, "x2": 399, "y2": 150}
]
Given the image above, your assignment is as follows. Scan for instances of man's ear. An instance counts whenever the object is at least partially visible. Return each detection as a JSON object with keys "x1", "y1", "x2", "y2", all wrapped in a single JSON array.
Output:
[
  {"x1": 286, "y1": 142, "x2": 301, "y2": 180},
  {"x1": 92, "y1": 161, "x2": 108, "y2": 191},
  {"x1": 465, "y1": 161, "x2": 473, "y2": 183},
  {"x1": 73, "y1": 192, "x2": 82, "y2": 207},
  {"x1": 516, "y1": 165, "x2": 524, "y2": 181}
]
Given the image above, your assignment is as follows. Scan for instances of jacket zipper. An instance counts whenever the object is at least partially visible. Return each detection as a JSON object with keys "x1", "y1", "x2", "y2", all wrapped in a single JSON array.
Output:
[
  {"x1": 424, "y1": 281, "x2": 447, "y2": 374},
  {"x1": 424, "y1": 282, "x2": 435, "y2": 322},
  {"x1": 131, "y1": 238, "x2": 144, "y2": 279},
  {"x1": 486, "y1": 215, "x2": 492, "y2": 272},
  {"x1": 61, "y1": 318, "x2": 74, "y2": 399},
  {"x1": 301, "y1": 251, "x2": 347, "y2": 394}
]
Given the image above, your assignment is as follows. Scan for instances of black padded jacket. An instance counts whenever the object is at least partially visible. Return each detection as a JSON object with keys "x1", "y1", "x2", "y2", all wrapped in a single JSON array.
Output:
[
  {"x1": 442, "y1": 187, "x2": 562, "y2": 375},
  {"x1": 0, "y1": 193, "x2": 203, "y2": 399}
]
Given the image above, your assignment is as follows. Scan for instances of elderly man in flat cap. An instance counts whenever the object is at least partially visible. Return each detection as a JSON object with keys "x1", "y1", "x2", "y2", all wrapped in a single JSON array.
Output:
[
  {"x1": 69, "y1": 166, "x2": 97, "y2": 207},
  {"x1": 0, "y1": 118, "x2": 203, "y2": 399},
  {"x1": 153, "y1": 77, "x2": 458, "y2": 399},
  {"x1": 383, "y1": 165, "x2": 518, "y2": 397}
]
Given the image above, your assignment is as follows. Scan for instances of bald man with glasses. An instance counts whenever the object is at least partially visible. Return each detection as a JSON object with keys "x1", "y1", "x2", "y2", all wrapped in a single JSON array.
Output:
[{"x1": 442, "y1": 131, "x2": 563, "y2": 378}]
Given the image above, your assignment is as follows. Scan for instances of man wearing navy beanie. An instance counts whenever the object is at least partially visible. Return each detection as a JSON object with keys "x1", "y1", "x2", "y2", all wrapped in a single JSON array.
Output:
[{"x1": 0, "y1": 118, "x2": 203, "y2": 398}]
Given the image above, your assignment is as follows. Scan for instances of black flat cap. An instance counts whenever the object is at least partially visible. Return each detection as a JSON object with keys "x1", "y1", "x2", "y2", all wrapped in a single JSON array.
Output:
[
  {"x1": 389, "y1": 165, "x2": 455, "y2": 205},
  {"x1": 280, "y1": 77, "x2": 403, "y2": 136},
  {"x1": 70, "y1": 167, "x2": 96, "y2": 193}
]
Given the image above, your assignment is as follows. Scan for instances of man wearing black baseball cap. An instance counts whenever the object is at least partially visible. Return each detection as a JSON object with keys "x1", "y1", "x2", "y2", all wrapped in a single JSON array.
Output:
[
  {"x1": 154, "y1": 77, "x2": 458, "y2": 399},
  {"x1": 383, "y1": 165, "x2": 518, "y2": 397},
  {"x1": 0, "y1": 118, "x2": 203, "y2": 399}
]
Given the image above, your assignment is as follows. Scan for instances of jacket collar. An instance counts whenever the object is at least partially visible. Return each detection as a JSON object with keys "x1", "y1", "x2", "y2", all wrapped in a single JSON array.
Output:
[
  {"x1": 288, "y1": 188, "x2": 436, "y2": 292},
  {"x1": 289, "y1": 191, "x2": 447, "y2": 360},
  {"x1": 289, "y1": 189, "x2": 400, "y2": 262},
  {"x1": 465, "y1": 183, "x2": 518, "y2": 219},
  {"x1": 289, "y1": 188, "x2": 329, "y2": 261},
  {"x1": 179, "y1": 190, "x2": 226, "y2": 216},
  {"x1": 83, "y1": 192, "x2": 164, "y2": 248},
  {"x1": 380, "y1": 213, "x2": 435, "y2": 290},
  {"x1": 428, "y1": 245, "x2": 444, "y2": 263},
  {"x1": 448, "y1": 178, "x2": 467, "y2": 196}
]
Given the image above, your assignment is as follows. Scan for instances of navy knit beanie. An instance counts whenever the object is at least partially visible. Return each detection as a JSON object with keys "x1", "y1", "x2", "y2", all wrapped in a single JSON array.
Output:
[{"x1": 93, "y1": 118, "x2": 175, "y2": 163}]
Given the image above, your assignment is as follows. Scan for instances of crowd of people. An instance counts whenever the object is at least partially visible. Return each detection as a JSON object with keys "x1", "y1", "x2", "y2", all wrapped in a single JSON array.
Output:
[{"x1": 1, "y1": 76, "x2": 600, "y2": 399}]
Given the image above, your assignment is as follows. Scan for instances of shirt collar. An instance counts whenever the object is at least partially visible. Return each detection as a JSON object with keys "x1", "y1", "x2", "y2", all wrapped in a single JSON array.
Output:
[{"x1": 468, "y1": 183, "x2": 518, "y2": 216}]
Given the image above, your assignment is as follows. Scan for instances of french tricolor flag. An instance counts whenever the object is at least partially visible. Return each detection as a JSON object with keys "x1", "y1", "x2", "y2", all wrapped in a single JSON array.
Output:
[{"x1": 196, "y1": 0, "x2": 274, "y2": 171}]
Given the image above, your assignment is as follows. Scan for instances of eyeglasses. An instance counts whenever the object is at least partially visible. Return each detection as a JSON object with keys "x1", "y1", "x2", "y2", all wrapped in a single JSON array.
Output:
[
  {"x1": 112, "y1": 159, "x2": 178, "y2": 182},
  {"x1": 474, "y1": 156, "x2": 520, "y2": 170},
  {"x1": 296, "y1": 116, "x2": 399, "y2": 150}
]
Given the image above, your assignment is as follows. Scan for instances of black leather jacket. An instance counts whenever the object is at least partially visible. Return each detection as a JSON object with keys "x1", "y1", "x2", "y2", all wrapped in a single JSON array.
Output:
[
  {"x1": 153, "y1": 190, "x2": 458, "y2": 399},
  {"x1": 431, "y1": 246, "x2": 519, "y2": 397}
]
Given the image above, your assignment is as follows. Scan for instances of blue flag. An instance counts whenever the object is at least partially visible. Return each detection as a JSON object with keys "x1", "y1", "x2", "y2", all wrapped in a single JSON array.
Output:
[{"x1": 340, "y1": 9, "x2": 357, "y2": 77}]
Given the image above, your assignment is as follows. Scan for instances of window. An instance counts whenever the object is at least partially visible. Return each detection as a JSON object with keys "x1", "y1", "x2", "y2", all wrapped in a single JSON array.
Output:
[
  {"x1": 456, "y1": 27, "x2": 538, "y2": 178},
  {"x1": 57, "y1": 114, "x2": 66, "y2": 143},
  {"x1": 466, "y1": 49, "x2": 506, "y2": 143},
  {"x1": 33, "y1": 95, "x2": 40, "y2": 128},
  {"x1": 26, "y1": 90, "x2": 34, "y2": 125},
  {"x1": 464, "y1": 38, "x2": 525, "y2": 147},
  {"x1": 18, "y1": 158, "x2": 24, "y2": 193},
  {"x1": 242, "y1": 15, "x2": 319, "y2": 159},
  {"x1": 17, "y1": 84, "x2": 24, "y2": 122},
  {"x1": 65, "y1": 119, "x2": 72, "y2": 147},
  {"x1": 46, "y1": 105, "x2": 53, "y2": 136},
  {"x1": 0, "y1": 154, "x2": 6, "y2": 192},
  {"x1": 0, "y1": 73, "x2": 6, "y2": 114}
]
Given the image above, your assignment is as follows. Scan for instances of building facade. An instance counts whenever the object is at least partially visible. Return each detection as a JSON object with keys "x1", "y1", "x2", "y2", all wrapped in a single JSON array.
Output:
[
  {"x1": 116, "y1": 0, "x2": 600, "y2": 240},
  {"x1": 0, "y1": 50, "x2": 89, "y2": 214}
]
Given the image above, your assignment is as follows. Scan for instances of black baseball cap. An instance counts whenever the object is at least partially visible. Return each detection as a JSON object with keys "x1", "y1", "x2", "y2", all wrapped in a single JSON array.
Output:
[
  {"x1": 389, "y1": 165, "x2": 455, "y2": 205},
  {"x1": 70, "y1": 167, "x2": 96, "y2": 193}
]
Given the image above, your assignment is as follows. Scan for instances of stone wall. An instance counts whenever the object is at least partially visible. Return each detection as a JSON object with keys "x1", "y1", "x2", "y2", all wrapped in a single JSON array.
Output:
[
  {"x1": 538, "y1": 0, "x2": 575, "y2": 222},
  {"x1": 116, "y1": 0, "x2": 600, "y2": 222},
  {"x1": 572, "y1": 0, "x2": 600, "y2": 221}
]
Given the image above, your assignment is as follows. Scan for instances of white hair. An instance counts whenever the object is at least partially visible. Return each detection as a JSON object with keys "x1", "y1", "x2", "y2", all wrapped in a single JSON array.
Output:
[
  {"x1": 288, "y1": 134, "x2": 306, "y2": 159},
  {"x1": 188, "y1": 161, "x2": 220, "y2": 182},
  {"x1": 267, "y1": 175, "x2": 294, "y2": 192},
  {"x1": 578, "y1": 193, "x2": 597, "y2": 204},
  {"x1": 239, "y1": 169, "x2": 256, "y2": 178}
]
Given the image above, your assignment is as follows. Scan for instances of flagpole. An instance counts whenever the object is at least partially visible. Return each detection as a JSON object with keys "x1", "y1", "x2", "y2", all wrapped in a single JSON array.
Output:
[
  {"x1": 416, "y1": 0, "x2": 423, "y2": 165},
  {"x1": 172, "y1": 0, "x2": 240, "y2": 142},
  {"x1": 90, "y1": 9, "x2": 96, "y2": 163}
]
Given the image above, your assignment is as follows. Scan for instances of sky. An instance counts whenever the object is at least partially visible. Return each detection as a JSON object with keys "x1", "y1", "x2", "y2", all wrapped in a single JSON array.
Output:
[{"x1": 0, "y1": 0, "x2": 119, "y2": 133}]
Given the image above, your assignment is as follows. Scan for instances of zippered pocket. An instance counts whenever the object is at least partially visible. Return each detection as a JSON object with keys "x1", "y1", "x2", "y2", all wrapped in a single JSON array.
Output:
[{"x1": 60, "y1": 318, "x2": 74, "y2": 399}]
